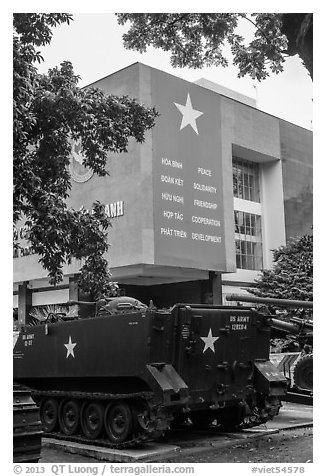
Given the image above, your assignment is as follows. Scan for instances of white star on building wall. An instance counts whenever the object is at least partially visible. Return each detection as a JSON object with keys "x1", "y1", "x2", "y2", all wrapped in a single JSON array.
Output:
[
  {"x1": 64, "y1": 336, "x2": 77, "y2": 358},
  {"x1": 174, "y1": 93, "x2": 203, "y2": 135},
  {"x1": 200, "y1": 328, "x2": 220, "y2": 353}
]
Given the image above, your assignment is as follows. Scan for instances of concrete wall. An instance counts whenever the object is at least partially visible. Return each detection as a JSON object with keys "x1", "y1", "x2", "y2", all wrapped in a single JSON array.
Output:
[
  {"x1": 194, "y1": 78, "x2": 256, "y2": 108},
  {"x1": 279, "y1": 121, "x2": 313, "y2": 240},
  {"x1": 220, "y1": 97, "x2": 286, "y2": 282},
  {"x1": 260, "y1": 160, "x2": 286, "y2": 268}
]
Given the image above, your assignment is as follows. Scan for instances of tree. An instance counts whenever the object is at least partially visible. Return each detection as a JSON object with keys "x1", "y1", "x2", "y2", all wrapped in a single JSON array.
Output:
[
  {"x1": 249, "y1": 235, "x2": 313, "y2": 309},
  {"x1": 13, "y1": 13, "x2": 158, "y2": 298},
  {"x1": 117, "y1": 13, "x2": 313, "y2": 80}
]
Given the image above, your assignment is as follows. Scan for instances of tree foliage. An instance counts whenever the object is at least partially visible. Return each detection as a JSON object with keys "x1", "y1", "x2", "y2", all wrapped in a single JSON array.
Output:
[
  {"x1": 249, "y1": 235, "x2": 313, "y2": 305},
  {"x1": 117, "y1": 13, "x2": 313, "y2": 80},
  {"x1": 13, "y1": 13, "x2": 158, "y2": 298}
]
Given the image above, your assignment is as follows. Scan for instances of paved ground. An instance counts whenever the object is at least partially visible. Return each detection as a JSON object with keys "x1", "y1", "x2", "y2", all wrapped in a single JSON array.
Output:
[
  {"x1": 164, "y1": 426, "x2": 313, "y2": 463},
  {"x1": 265, "y1": 401, "x2": 312, "y2": 430},
  {"x1": 39, "y1": 402, "x2": 313, "y2": 463}
]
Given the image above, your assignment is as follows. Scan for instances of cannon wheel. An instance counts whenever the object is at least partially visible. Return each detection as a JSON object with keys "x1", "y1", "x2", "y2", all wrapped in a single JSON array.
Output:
[{"x1": 293, "y1": 354, "x2": 313, "y2": 391}]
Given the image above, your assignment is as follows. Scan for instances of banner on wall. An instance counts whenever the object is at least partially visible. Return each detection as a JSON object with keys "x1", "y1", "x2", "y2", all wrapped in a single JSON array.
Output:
[{"x1": 151, "y1": 70, "x2": 227, "y2": 271}]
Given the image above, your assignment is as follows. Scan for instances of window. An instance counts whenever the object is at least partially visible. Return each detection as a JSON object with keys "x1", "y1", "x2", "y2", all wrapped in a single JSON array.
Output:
[
  {"x1": 233, "y1": 157, "x2": 260, "y2": 203},
  {"x1": 234, "y1": 211, "x2": 263, "y2": 270}
]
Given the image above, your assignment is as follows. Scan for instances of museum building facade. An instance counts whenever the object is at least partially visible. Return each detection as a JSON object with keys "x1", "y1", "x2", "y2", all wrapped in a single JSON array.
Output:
[{"x1": 13, "y1": 63, "x2": 313, "y2": 321}]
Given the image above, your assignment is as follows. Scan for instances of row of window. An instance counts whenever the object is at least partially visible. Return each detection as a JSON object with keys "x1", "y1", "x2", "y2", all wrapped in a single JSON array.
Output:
[{"x1": 233, "y1": 157, "x2": 262, "y2": 271}]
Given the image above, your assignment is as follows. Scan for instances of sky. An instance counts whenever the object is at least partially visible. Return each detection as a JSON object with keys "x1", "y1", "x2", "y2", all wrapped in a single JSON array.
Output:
[{"x1": 35, "y1": 12, "x2": 313, "y2": 130}]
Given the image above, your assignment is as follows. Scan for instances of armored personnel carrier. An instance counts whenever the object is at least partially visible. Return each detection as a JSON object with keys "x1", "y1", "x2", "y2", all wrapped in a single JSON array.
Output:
[
  {"x1": 13, "y1": 332, "x2": 42, "y2": 462},
  {"x1": 226, "y1": 295, "x2": 313, "y2": 398},
  {"x1": 13, "y1": 298, "x2": 288, "y2": 448},
  {"x1": 13, "y1": 384, "x2": 42, "y2": 462}
]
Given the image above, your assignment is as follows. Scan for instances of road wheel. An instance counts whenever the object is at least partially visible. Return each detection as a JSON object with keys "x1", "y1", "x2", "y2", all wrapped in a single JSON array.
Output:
[
  {"x1": 81, "y1": 401, "x2": 104, "y2": 439},
  {"x1": 104, "y1": 401, "x2": 133, "y2": 443},
  {"x1": 40, "y1": 398, "x2": 58, "y2": 432},
  {"x1": 59, "y1": 399, "x2": 80, "y2": 435}
]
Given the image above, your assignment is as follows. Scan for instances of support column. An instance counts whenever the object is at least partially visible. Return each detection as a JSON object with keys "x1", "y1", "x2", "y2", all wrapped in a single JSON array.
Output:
[
  {"x1": 209, "y1": 271, "x2": 222, "y2": 305},
  {"x1": 69, "y1": 275, "x2": 80, "y2": 301},
  {"x1": 18, "y1": 282, "x2": 32, "y2": 327},
  {"x1": 69, "y1": 275, "x2": 80, "y2": 316}
]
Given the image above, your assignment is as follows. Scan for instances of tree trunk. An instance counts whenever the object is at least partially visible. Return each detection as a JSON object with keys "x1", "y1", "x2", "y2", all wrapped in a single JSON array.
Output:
[{"x1": 280, "y1": 13, "x2": 313, "y2": 80}]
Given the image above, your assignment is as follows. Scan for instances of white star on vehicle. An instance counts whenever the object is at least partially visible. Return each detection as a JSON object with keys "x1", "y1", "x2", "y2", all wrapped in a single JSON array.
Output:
[
  {"x1": 200, "y1": 328, "x2": 219, "y2": 353},
  {"x1": 174, "y1": 93, "x2": 203, "y2": 134},
  {"x1": 64, "y1": 336, "x2": 77, "y2": 358}
]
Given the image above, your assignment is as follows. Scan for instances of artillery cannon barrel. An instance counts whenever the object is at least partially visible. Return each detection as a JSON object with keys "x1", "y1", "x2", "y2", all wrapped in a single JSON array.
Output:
[
  {"x1": 268, "y1": 317, "x2": 313, "y2": 336},
  {"x1": 66, "y1": 300, "x2": 96, "y2": 306},
  {"x1": 290, "y1": 316, "x2": 313, "y2": 329},
  {"x1": 269, "y1": 317, "x2": 303, "y2": 334},
  {"x1": 226, "y1": 294, "x2": 313, "y2": 309}
]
